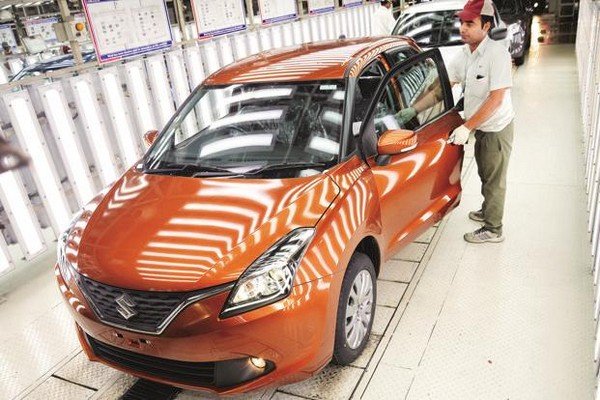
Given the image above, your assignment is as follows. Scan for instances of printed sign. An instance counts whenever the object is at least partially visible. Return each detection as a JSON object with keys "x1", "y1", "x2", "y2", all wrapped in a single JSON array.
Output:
[
  {"x1": 342, "y1": 0, "x2": 363, "y2": 7},
  {"x1": 82, "y1": 0, "x2": 173, "y2": 63},
  {"x1": 191, "y1": 0, "x2": 246, "y2": 38},
  {"x1": 0, "y1": 24, "x2": 16, "y2": 48},
  {"x1": 24, "y1": 17, "x2": 59, "y2": 42},
  {"x1": 308, "y1": 0, "x2": 335, "y2": 15},
  {"x1": 258, "y1": 0, "x2": 297, "y2": 25}
]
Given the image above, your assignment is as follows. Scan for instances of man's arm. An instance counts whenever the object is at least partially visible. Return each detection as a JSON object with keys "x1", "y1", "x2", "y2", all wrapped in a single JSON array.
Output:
[{"x1": 463, "y1": 88, "x2": 507, "y2": 130}]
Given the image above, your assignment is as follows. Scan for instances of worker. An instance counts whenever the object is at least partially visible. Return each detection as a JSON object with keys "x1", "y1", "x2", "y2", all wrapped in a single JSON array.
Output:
[
  {"x1": 371, "y1": 0, "x2": 396, "y2": 36},
  {"x1": 447, "y1": 0, "x2": 515, "y2": 243}
]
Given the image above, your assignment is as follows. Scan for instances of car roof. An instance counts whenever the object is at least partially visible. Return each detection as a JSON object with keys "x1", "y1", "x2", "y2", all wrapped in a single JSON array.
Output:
[
  {"x1": 204, "y1": 37, "x2": 415, "y2": 85},
  {"x1": 402, "y1": 0, "x2": 466, "y2": 13}
]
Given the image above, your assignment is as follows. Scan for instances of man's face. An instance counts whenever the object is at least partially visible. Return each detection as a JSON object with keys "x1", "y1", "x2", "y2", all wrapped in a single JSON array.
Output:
[{"x1": 459, "y1": 17, "x2": 490, "y2": 45}]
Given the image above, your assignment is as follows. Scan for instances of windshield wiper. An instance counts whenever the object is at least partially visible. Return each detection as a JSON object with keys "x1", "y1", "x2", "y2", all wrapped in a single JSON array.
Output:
[
  {"x1": 144, "y1": 163, "x2": 240, "y2": 177},
  {"x1": 244, "y1": 162, "x2": 331, "y2": 175}
]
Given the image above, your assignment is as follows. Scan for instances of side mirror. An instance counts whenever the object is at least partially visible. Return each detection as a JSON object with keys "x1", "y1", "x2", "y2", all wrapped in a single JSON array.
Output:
[
  {"x1": 377, "y1": 129, "x2": 417, "y2": 155},
  {"x1": 489, "y1": 26, "x2": 508, "y2": 41},
  {"x1": 143, "y1": 129, "x2": 158, "y2": 147}
]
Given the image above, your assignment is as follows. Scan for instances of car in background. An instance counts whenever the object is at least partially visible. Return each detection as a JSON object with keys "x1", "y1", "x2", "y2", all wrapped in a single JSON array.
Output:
[
  {"x1": 9, "y1": 50, "x2": 96, "y2": 82},
  {"x1": 495, "y1": 0, "x2": 533, "y2": 62},
  {"x1": 392, "y1": 0, "x2": 528, "y2": 65},
  {"x1": 55, "y1": 36, "x2": 464, "y2": 394}
]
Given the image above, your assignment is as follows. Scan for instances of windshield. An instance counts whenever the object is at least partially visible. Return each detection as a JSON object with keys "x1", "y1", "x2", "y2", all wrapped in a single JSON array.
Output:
[
  {"x1": 144, "y1": 81, "x2": 346, "y2": 178},
  {"x1": 393, "y1": 10, "x2": 463, "y2": 48}
]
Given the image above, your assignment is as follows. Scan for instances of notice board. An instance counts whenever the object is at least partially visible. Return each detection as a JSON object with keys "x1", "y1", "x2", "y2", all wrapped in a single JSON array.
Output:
[
  {"x1": 82, "y1": 0, "x2": 173, "y2": 63},
  {"x1": 308, "y1": 0, "x2": 335, "y2": 15},
  {"x1": 0, "y1": 24, "x2": 16, "y2": 48},
  {"x1": 191, "y1": 0, "x2": 246, "y2": 38},
  {"x1": 258, "y1": 0, "x2": 297, "y2": 25},
  {"x1": 24, "y1": 17, "x2": 59, "y2": 42},
  {"x1": 342, "y1": 0, "x2": 363, "y2": 7}
]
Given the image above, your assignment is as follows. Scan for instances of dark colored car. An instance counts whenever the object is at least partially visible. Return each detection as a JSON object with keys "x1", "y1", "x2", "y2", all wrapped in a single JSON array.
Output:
[{"x1": 495, "y1": 0, "x2": 533, "y2": 64}]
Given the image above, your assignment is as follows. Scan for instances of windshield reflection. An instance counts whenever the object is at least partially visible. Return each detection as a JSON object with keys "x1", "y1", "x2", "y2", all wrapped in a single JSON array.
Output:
[
  {"x1": 393, "y1": 10, "x2": 463, "y2": 48},
  {"x1": 144, "y1": 81, "x2": 346, "y2": 178}
]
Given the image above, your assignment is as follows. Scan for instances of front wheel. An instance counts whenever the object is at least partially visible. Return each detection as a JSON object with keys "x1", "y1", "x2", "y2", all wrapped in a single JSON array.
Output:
[{"x1": 332, "y1": 252, "x2": 377, "y2": 365}]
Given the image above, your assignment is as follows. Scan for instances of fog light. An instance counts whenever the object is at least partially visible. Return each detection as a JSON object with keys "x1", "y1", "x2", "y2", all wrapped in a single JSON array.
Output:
[{"x1": 250, "y1": 357, "x2": 266, "y2": 369}]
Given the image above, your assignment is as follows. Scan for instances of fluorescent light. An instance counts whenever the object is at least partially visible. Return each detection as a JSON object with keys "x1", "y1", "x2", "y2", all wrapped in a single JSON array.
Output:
[
  {"x1": 247, "y1": 32, "x2": 260, "y2": 55},
  {"x1": 0, "y1": 172, "x2": 45, "y2": 258},
  {"x1": 310, "y1": 18, "x2": 320, "y2": 42},
  {"x1": 100, "y1": 71, "x2": 139, "y2": 166},
  {"x1": 209, "y1": 110, "x2": 283, "y2": 130},
  {"x1": 224, "y1": 88, "x2": 293, "y2": 105},
  {"x1": 203, "y1": 42, "x2": 221, "y2": 74},
  {"x1": 148, "y1": 58, "x2": 175, "y2": 128},
  {"x1": 219, "y1": 38, "x2": 234, "y2": 66},
  {"x1": 308, "y1": 136, "x2": 339, "y2": 155},
  {"x1": 126, "y1": 64, "x2": 156, "y2": 133},
  {"x1": 184, "y1": 46, "x2": 206, "y2": 88},
  {"x1": 72, "y1": 79, "x2": 118, "y2": 185},
  {"x1": 0, "y1": 235, "x2": 11, "y2": 275},
  {"x1": 8, "y1": 95, "x2": 70, "y2": 232},
  {"x1": 42, "y1": 87, "x2": 95, "y2": 205},
  {"x1": 200, "y1": 133, "x2": 273, "y2": 157},
  {"x1": 233, "y1": 34, "x2": 248, "y2": 59},
  {"x1": 0, "y1": 67, "x2": 7, "y2": 84},
  {"x1": 271, "y1": 26, "x2": 283, "y2": 48}
]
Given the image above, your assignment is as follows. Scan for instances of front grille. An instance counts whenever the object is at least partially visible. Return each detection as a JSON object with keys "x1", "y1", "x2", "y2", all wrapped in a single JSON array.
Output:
[
  {"x1": 75, "y1": 274, "x2": 233, "y2": 334},
  {"x1": 87, "y1": 335, "x2": 215, "y2": 386}
]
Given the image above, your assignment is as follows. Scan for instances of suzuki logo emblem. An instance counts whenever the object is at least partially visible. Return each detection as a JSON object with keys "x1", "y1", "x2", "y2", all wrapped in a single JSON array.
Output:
[{"x1": 115, "y1": 294, "x2": 137, "y2": 320}]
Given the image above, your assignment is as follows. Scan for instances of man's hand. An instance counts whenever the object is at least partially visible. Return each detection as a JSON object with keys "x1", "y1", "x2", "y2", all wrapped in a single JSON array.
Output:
[
  {"x1": 394, "y1": 107, "x2": 417, "y2": 125},
  {"x1": 447, "y1": 124, "x2": 471, "y2": 145}
]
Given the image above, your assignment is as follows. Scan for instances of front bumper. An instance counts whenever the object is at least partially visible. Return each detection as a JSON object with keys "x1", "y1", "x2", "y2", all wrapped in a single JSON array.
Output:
[{"x1": 55, "y1": 264, "x2": 341, "y2": 394}]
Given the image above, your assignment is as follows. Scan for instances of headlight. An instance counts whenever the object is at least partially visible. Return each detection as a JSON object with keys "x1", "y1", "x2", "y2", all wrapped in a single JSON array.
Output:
[
  {"x1": 220, "y1": 228, "x2": 315, "y2": 318},
  {"x1": 57, "y1": 210, "x2": 83, "y2": 280}
]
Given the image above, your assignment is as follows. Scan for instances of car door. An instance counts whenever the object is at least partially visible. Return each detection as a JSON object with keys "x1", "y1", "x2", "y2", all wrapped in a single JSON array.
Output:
[{"x1": 358, "y1": 48, "x2": 464, "y2": 256}]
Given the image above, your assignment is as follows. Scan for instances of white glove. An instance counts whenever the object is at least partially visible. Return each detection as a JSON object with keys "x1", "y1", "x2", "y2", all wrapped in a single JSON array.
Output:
[
  {"x1": 448, "y1": 124, "x2": 471, "y2": 145},
  {"x1": 394, "y1": 107, "x2": 417, "y2": 125}
]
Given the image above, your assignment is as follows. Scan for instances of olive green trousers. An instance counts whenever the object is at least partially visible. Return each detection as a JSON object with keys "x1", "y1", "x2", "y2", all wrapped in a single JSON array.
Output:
[{"x1": 474, "y1": 122, "x2": 514, "y2": 235}]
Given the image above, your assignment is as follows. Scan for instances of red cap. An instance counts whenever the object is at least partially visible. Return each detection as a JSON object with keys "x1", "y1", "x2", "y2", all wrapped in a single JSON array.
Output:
[{"x1": 456, "y1": 0, "x2": 495, "y2": 21}]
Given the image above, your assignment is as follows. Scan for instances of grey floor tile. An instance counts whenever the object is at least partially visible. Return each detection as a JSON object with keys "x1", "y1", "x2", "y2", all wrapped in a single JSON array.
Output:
[
  {"x1": 54, "y1": 351, "x2": 122, "y2": 391},
  {"x1": 350, "y1": 335, "x2": 381, "y2": 369},
  {"x1": 279, "y1": 365, "x2": 363, "y2": 400},
  {"x1": 391, "y1": 243, "x2": 428, "y2": 263},
  {"x1": 372, "y1": 305, "x2": 394, "y2": 336},
  {"x1": 360, "y1": 363, "x2": 413, "y2": 400},
  {"x1": 414, "y1": 227, "x2": 437, "y2": 244},
  {"x1": 376, "y1": 281, "x2": 407, "y2": 308},
  {"x1": 379, "y1": 260, "x2": 419, "y2": 283}
]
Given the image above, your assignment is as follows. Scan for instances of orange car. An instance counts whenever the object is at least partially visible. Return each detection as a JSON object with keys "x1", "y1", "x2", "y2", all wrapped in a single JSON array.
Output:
[{"x1": 55, "y1": 37, "x2": 464, "y2": 394}]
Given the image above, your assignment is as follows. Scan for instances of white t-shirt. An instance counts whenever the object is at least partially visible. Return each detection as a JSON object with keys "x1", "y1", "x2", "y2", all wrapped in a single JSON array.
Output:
[
  {"x1": 447, "y1": 35, "x2": 514, "y2": 132},
  {"x1": 371, "y1": 6, "x2": 396, "y2": 36}
]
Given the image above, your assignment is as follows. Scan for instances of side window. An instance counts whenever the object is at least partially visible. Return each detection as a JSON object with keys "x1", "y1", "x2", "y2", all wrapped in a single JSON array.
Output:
[
  {"x1": 345, "y1": 60, "x2": 386, "y2": 154},
  {"x1": 385, "y1": 48, "x2": 418, "y2": 67},
  {"x1": 371, "y1": 56, "x2": 448, "y2": 136}
]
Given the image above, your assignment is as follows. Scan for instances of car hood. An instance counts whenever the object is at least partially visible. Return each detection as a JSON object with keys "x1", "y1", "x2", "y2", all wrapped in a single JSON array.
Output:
[{"x1": 69, "y1": 168, "x2": 340, "y2": 291}]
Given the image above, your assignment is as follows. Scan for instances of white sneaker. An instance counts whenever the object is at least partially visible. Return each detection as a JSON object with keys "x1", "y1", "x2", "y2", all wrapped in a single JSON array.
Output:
[{"x1": 464, "y1": 227, "x2": 505, "y2": 243}]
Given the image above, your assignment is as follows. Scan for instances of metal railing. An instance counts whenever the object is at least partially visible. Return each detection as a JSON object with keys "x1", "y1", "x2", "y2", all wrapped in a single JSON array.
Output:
[{"x1": 0, "y1": 3, "x2": 379, "y2": 278}]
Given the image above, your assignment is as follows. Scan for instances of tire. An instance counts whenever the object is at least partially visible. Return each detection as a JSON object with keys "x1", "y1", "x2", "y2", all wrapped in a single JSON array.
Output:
[
  {"x1": 332, "y1": 252, "x2": 377, "y2": 366},
  {"x1": 514, "y1": 53, "x2": 525, "y2": 66}
]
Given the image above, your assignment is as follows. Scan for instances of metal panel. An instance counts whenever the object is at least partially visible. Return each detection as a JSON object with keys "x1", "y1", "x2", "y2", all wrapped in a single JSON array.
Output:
[
  {"x1": 69, "y1": 75, "x2": 119, "y2": 186},
  {"x1": 98, "y1": 67, "x2": 141, "y2": 168},
  {"x1": 2, "y1": 90, "x2": 71, "y2": 235},
  {"x1": 37, "y1": 82, "x2": 96, "y2": 206}
]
